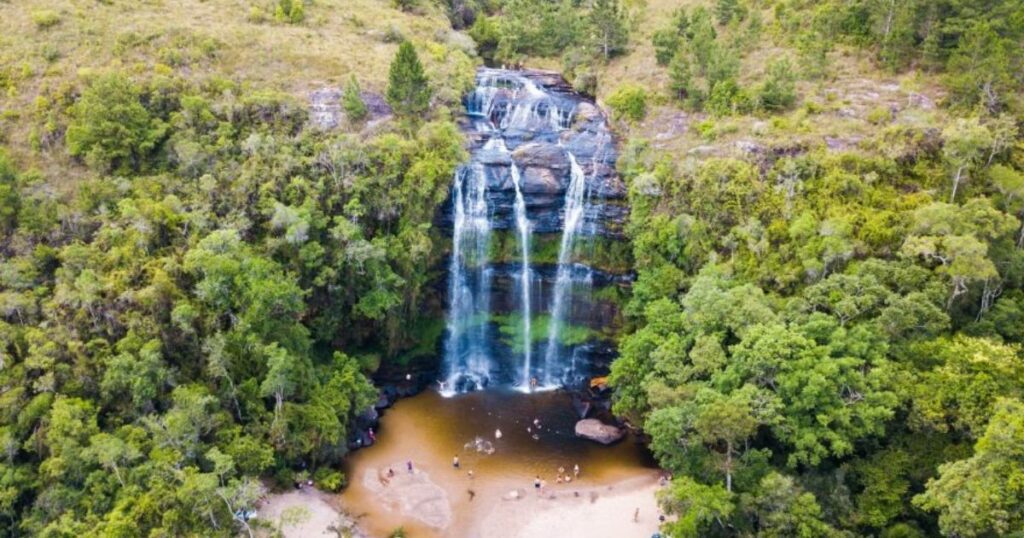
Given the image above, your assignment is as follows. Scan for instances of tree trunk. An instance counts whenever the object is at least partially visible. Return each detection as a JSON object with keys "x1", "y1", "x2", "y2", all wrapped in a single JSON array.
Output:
[
  {"x1": 950, "y1": 166, "x2": 964, "y2": 203},
  {"x1": 725, "y1": 441, "x2": 733, "y2": 493}
]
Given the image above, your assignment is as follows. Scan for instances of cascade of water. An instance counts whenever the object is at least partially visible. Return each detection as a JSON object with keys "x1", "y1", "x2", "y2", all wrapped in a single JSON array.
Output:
[
  {"x1": 442, "y1": 163, "x2": 493, "y2": 394},
  {"x1": 541, "y1": 151, "x2": 589, "y2": 385},
  {"x1": 444, "y1": 68, "x2": 615, "y2": 395},
  {"x1": 509, "y1": 162, "x2": 533, "y2": 387}
]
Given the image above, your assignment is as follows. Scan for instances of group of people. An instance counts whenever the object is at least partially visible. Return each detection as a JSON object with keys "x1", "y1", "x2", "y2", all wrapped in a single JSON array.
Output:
[{"x1": 534, "y1": 463, "x2": 581, "y2": 492}]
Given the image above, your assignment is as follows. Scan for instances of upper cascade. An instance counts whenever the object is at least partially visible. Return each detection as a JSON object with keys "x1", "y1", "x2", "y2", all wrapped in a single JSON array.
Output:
[{"x1": 440, "y1": 68, "x2": 627, "y2": 395}]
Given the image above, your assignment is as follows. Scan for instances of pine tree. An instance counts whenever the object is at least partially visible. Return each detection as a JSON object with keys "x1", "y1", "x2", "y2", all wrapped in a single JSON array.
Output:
[
  {"x1": 715, "y1": 0, "x2": 739, "y2": 25},
  {"x1": 385, "y1": 41, "x2": 431, "y2": 118},
  {"x1": 589, "y1": 0, "x2": 628, "y2": 60},
  {"x1": 343, "y1": 75, "x2": 368, "y2": 123}
]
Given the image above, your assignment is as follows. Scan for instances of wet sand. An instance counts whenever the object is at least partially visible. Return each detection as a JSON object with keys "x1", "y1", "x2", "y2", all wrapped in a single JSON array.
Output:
[{"x1": 338, "y1": 389, "x2": 660, "y2": 537}]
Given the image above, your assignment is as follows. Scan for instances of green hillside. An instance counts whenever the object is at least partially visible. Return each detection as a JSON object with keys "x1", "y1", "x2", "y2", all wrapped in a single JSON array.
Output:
[{"x1": 0, "y1": 0, "x2": 1023, "y2": 536}]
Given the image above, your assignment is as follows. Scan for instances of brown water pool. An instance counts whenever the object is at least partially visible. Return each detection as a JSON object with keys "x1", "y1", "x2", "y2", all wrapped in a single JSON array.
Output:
[{"x1": 339, "y1": 388, "x2": 658, "y2": 537}]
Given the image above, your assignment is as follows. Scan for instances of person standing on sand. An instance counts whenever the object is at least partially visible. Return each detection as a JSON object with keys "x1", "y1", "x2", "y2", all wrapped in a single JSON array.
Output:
[
  {"x1": 634, "y1": 508, "x2": 639, "y2": 522},
  {"x1": 453, "y1": 455, "x2": 460, "y2": 469},
  {"x1": 534, "y1": 476, "x2": 541, "y2": 491},
  {"x1": 573, "y1": 463, "x2": 580, "y2": 478},
  {"x1": 407, "y1": 460, "x2": 413, "y2": 473}
]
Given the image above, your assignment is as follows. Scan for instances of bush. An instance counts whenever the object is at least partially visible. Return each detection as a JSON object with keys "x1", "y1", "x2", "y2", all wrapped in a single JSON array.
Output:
[
  {"x1": 867, "y1": 105, "x2": 892, "y2": 125},
  {"x1": 31, "y1": 10, "x2": 61, "y2": 30},
  {"x1": 606, "y1": 84, "x2": 647, "y2": 122},
  {"x1": 66, "y1": 73, "x2": 168, "y2": 172},
  {"x1": 313, "y1": 468, "x2": 346, "y2": 492},
  {"x1": 274, "y1": 0, "x2": 304, "y2": 24}
]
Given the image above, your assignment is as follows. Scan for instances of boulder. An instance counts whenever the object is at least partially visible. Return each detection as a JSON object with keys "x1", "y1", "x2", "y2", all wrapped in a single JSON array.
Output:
[
  {"x1": 519, "y1": 166, "x2": 566, "y2": 195},
  {"x1": 574, "y1": 418, "x2": 624, "y2": 445},
  {"x1": 512, "y1": 142, "x2": 569, "y2": 171}
]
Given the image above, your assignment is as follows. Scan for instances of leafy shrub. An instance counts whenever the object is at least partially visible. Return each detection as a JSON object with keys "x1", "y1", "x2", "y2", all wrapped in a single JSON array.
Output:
[
  {"x1": 468, "y1": 16, "x2": 499, "y2": 65},
  {"x1": 66, "y1": 73, "x2": 168, "y2": 172},
  {"x1": 868, "y1": 106, "x2": 892, "y2": 125},
  {"x1": 31, "y1": 10, "x2": 61, "y2": 30},
  {"x1": 274, "y1": 0, "x2": 304, "y2": 24},
  {"x1": 606, "y1": 84, "x2": 647, "y2": 122},
  {"x1": 573, "y1": 70, "x2": 598, "y2": 97},
  {"x1": 383, "y1": 25, "x2": 405, "y2": 43},
  {"x1": 392, "y1": 0, "x2": 417, "y2": 12},
  {"x1": 313, "y1": 468, "x2": 346, "y2": 492}
]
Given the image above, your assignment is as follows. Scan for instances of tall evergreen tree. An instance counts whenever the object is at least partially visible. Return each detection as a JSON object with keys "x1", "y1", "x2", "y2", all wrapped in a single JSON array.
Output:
[
  {"x1": 342, "y1": 75, "x2": 368, "y2": 123},
  {"x1": 589, "y1": 0, "x2": 629, "y2": 59},
  {"x1": 386, "y1": 41, "x2": 431, "y2": 118}
]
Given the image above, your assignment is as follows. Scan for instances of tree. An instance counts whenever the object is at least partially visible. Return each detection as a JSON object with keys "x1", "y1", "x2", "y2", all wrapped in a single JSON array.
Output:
[
  {"x1": 66, "y1": 73, "x2": 168, "y2": 172},
  {"x1": 658, "y1": 476, "x2": 735, "y2": 537},
  {"x1": 915, "y1": 398, "x2": 1024, "y2": 536},
  {"x1": 912, "y1": 336, "x2": 1024, "y2": 437},
  {"x1": 652, "y1": 28, "x2": 681, "y2": 66},
  {"x1": 758, "y1": 58, "x2": 797, "y2": 112},
  {"x1": 942, "y1": 118, "x2": 993, "y2": 203},
  {"x1": 715, "y1": 0, "x2": 741, "y2": 25},
  {"x1": 742, "y1": 472, "x2": 838, "y2": 537},
  {"x1": 342, "y1": 75, "x2": 368, "y2": 123},
  {"x1": 386, "y1": 41, "x2": 431, "y2": 118},
  {"x1": 668, "y1": 51, "x2": 694, "y2": 103},
  {"x1": 87, "y1": 432, "x2": 140, "y2": 487},
  {"x1": 588, "y1": 0, "x2": 629, "y2": 59}
]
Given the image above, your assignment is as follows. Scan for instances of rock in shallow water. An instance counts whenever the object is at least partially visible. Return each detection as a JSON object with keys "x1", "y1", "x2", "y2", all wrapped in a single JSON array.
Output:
[{"x1": 574, "y1": 418, "x2": 625, "y2": 445}]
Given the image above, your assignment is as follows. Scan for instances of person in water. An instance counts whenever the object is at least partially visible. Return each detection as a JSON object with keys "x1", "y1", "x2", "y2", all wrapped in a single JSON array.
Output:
[
  {"x1": 573, "y1": 463, "x2": 580, "y2": 478},
  {"x1": 534, "y1": 476, "x2": 541, "y2": 490},
  {"x1": 453, "y1": 455, "x2": 460, "y2": 469}
]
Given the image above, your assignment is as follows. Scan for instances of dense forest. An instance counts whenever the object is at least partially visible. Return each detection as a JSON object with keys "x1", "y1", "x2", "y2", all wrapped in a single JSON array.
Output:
[{"x1": 0, "y1": 0, "x2": 1023, "y2": 536}]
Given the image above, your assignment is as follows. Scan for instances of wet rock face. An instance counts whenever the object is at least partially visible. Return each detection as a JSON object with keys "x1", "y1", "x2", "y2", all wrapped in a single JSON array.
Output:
[{"x1": 439, "y1": 69, "x2": 627, "y2": 239}]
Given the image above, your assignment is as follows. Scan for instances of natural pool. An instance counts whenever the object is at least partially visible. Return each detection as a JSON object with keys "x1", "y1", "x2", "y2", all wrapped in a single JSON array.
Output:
[{"x1": 339, "y1": 389, "x2": 661, "y2": 537}]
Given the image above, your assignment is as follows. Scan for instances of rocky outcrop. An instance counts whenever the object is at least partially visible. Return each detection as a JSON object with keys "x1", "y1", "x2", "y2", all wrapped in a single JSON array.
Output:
[
  {"x1": 442, "y1": 68, "x2": 627, "y2": 240},
  {"x1": 574, "y1": 418, "x2": 625, "y2": 445}
]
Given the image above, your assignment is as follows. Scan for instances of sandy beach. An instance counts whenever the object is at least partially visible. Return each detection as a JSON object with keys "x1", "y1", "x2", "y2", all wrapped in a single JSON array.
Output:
[
  {"x1": 476, "y1": 475, "x2": 663, "y2": 538},
  {"x1": 261, "y1": 474, "x2": 663, "y2": 538}
]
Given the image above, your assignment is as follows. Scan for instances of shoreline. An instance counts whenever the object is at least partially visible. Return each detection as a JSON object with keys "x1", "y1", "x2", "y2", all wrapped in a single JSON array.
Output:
[{"x1": 259, "y1": 471, "x2": 664, "y2": 538}]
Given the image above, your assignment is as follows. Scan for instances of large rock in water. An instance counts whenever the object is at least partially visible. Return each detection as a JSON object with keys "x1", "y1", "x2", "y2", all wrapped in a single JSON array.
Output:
[{"x1": 574, "y1": 418, "x2": 625, "y2": 444}]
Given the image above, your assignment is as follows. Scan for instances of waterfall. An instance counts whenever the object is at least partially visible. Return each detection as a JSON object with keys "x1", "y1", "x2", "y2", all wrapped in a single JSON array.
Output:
[
  {"x1": 442, "y1": 68, "x2": 618, "y2": 395},
  {"x1": 542, "y1": 152, "x2": 589, "y2": 386},
  {"x1": 509, "y1": 162, "x2": 533, "y2": 387}
]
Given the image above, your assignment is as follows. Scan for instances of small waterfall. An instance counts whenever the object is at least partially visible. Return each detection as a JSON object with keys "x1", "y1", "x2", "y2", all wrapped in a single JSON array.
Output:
[
  {"x1": 542, "y1": 152, "x2": 589, "y2": 385},
  {"x1": 509, "y1": 162, "x2": 533, "y2": 387}
]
